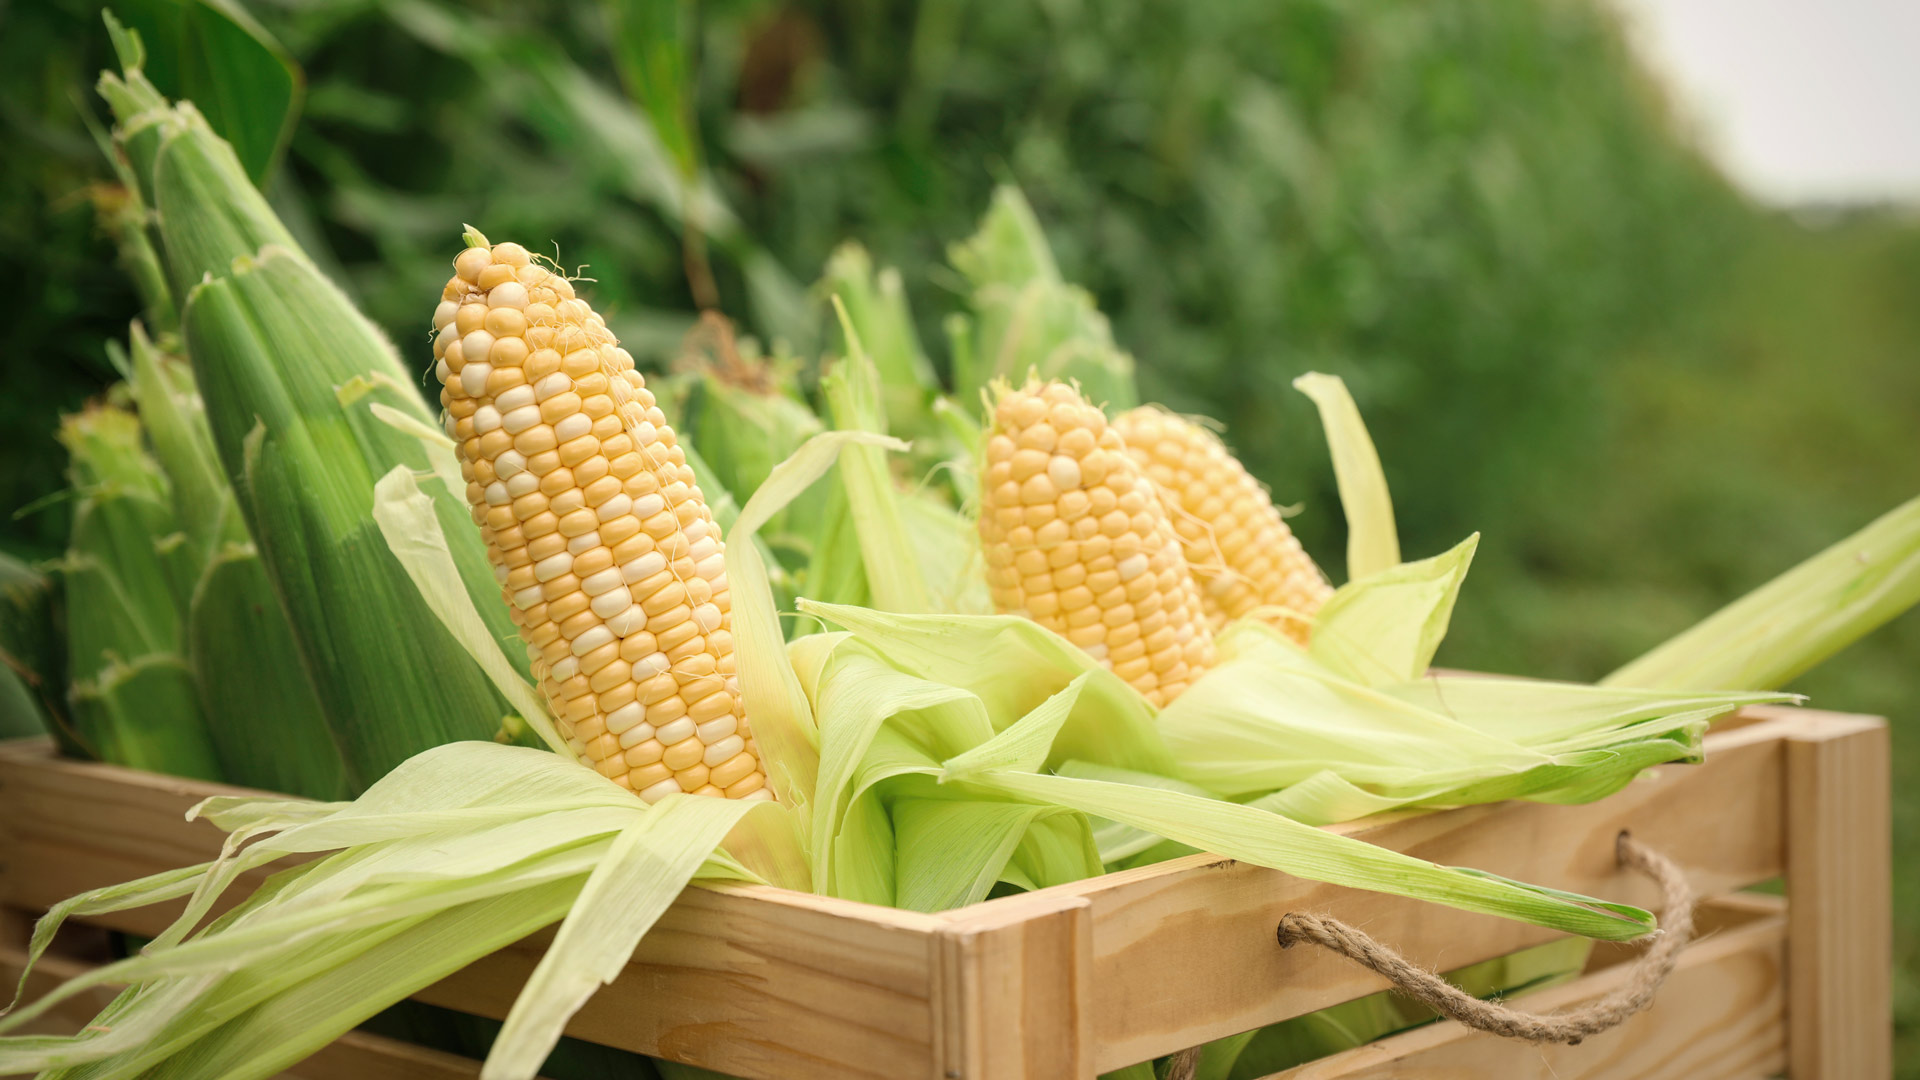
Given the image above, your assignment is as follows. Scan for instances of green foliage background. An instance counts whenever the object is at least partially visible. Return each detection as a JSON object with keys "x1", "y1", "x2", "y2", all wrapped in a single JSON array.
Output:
[{"x1": 3, "y1": 0, "x2": 1918, "y2": 1064}]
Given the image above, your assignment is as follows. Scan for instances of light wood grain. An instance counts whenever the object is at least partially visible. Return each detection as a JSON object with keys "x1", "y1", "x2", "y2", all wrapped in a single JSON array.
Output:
[
  {"x1": 417, "y1": 883, "x2": 949, "y2": 1080},
  {"x1": 937, "y1": 892, "x2": 1095, "y2": 1080},
  {"x1": 1010, "y1": 713, "x2": 1796, "y2": 1071},
  {"x1": 0, "y1": 739, "x2": 284, "y2": 936},
  {"x1": 1265, "y1": 896, "x2": 1788, "y2": 1079},
  {"x1": 1785, "y1": 712, "x2": 1893, "y2": 1079}
]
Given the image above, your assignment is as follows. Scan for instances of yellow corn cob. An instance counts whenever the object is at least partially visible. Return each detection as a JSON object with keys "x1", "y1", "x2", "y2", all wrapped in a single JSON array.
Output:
[
  {"x1": 980, "y1": 380, "x2": 1214, "y2": 706},
  {"x1": 433, "y1": 237, "x2": 768, "y2": 803},
  {"x1": 1113, "y1": 407, "x2": 1331, "y2": 643}
]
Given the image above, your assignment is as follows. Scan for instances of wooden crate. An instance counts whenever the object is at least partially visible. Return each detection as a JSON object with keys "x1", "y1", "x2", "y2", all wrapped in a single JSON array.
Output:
[{"x1": 0, "y1": 707, "x2": 1890, "y2": 1079}]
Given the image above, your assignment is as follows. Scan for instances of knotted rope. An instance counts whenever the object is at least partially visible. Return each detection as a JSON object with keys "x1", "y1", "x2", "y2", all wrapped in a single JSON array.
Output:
[{"x1": 1164, "y1": 832, "x2": 1692, "y2": 1080}]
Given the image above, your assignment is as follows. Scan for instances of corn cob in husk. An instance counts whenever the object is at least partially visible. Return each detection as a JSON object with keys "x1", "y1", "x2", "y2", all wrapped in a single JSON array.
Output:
[
  {"x1": 432, "y1": 231, "x2": 768, "y2": 801},
  {"x1": 978, "y1": 378, "x2": 1214, "y2": 705},
  {"x1": 98, "y1": 64, "x2": 523, "y2": 788},
  {"x1": 1115, "y1": 406, "x2": 1333, "y2": 642}
]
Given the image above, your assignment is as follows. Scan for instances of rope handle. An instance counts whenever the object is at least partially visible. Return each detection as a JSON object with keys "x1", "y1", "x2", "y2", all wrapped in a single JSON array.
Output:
[{"x1": 1165, "y1": 832, "x2": 1693, "y2": 1080}]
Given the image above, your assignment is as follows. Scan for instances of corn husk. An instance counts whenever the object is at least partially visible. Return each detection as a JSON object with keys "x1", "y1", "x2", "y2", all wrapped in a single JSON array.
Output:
[
  {"x1": 821, "y1": 242, "x2": 943, "y2": 449},
  {"x1": 56, "y1": 406, "x2": 222, "y2": 780},
  {"x1": 1605, "y1": 493, "x2": 1920, "y2": 692},
  {"x1": 819, "y1": 308, "x2": 991, "y2": 618},
  {"x1": 123, "y1": 326, "x2": 349, "y2": 798},
  {"x1": 0, "y1": 552, "x2": 66, "y2": 742},
  {"x1": 98, "y1": 61, "x2": 525, "y2": 787},
  {"x1": 948, "y1": 186, "x2": 1138, "y2": 410}
]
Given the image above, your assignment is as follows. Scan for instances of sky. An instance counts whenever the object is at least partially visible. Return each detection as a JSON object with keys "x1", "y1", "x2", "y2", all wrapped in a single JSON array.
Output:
[{"x1": 1609, "y1": 0, "x2": 1920, "y2": 205}]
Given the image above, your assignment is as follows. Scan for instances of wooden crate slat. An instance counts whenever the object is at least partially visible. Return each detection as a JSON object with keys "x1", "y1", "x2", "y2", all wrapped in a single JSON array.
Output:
[
  {"x1": 1265, "y1": 895, "x2": 1788, "y2": 1079},
  {"x1": 416, "y1": 884, "x2": 949, "y2": 1080},
  {"x1": 1785, "y1": 713, "x2": 1894, "y2": 1079},
  {"x1": 0, "y1": 740, "x2": 279, "y2": 935},
  {"x1": 1014, "y1": 715, "x2": 1793, "y2": 1071}
]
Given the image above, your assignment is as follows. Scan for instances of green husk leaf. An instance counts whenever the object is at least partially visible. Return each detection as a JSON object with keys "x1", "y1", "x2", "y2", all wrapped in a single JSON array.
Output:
[
  {"x1": 795, "y1": 610, "x2": 1664, "y2": 941},
  {"x1": 1605, "y1": 492, "x2": 1920, "y2": 691},
  {"x1": 485, "y1": 795, "x2": 765, "y2": 1076},
  {"x1": 1309, "y1": 533, "x2": 1477, "y2": 686},
  {"x1": 371, "y1": 467, "x2": 562, "y2": 756},
  {"x1": 822, "y1": 242, "x2": 939, "y2": 439},
  {"x1": 187, "y1": 542, "x2": 349, "y2": 798},
  {"x1": 972, "y1": 770, "x2": 1655, "y2": 940},
  {"x1": 823, "y1": 305, "x2": 931, "y2": 614},
  {"x1": 1293, "y1": 372, "x2": 1398, "y2": 580},
  {"x1": 125, "y1": 323, "x2": 234, "y2": 567},
  {"x1": 0, "y1": 551, "x2": 69, "y2": 744},
  {"x1": 725, "y1": 429, "x2": 905, "y2": 850},
  {"x1": 949, "y1": 186, "x2": 1138, "y2": 408},
  {"x1": 183, "y1": 247, "x2": 519, "y2": 786},
  {"x1": 1159, "y1": 620, "x2": 1785, "y2": 808},
  {"x1": 67, "y1": 653, "x2": 222, "y2": 780},
  {"x1": 798, "y1": 601, "x2": 1175, "y2": 775}
]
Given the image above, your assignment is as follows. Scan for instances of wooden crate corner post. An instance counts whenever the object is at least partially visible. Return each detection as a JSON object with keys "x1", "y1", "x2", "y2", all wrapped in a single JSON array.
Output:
[
  {"x1": 933, "y1": 893, "x2": 1095, "y2": 1080},
  {"x1": 1784, "y1": 712, "x2": 1892, "y2": 1079}
]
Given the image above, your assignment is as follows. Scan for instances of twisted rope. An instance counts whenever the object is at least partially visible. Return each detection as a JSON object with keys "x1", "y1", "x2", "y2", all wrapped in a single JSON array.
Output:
[{"x1": 1164, "y1": 832, "x2": 1692, "y2": 1080}]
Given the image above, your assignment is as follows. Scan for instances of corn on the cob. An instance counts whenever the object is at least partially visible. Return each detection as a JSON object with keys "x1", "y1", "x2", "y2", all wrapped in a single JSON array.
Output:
[
  {"x1": 979, "y1": 380, "x2": 1214, "y2": 705},
  {"x1": 1114, "y1": 407, "x2": 1332, "y2": 642},
  {"x1": 434, "y1": 236, "x2": 768, "y2": 802}
]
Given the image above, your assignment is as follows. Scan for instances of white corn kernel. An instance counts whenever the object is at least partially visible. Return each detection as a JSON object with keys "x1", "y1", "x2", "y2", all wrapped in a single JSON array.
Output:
[
  {"x1": 595, "y1": 493, "x2": 632, "y2": 521},
  {"x1": 501, "y1": 405, "x2": 541, "y2": 435},
  {"x1": 460, "y1": 362, "x2": 492, "y2": 398},
  {"x1": 581, "y1": 568, "x2": 624, "y2": 596},
  {"x1": 606, "y1": 605, "x2": 646, "y2": 636},
  {"x1": 589, "y1": 587, "x2": 632, "y2": 618},
  {"x1": 637, "y1": 778, "x2": 680, "y2": 803},
  {"x1": 570, "y1": 626, "x2": 613, "y2": 657},
  {"x1": 606, "y1": 701, "x2": 645, "y2": 735},
  {"x1": 488, "y1": 281, "x2": 529, "y2": 310},
  {"x1": 703, "y1": 735, "x2": 745, "y2": 768},
  {"x1": 654, "y1": 717, "x2": 696, "y2": 745},
  {"x1": 622, "y1": 551, "x2": 667, "y2": 583}
]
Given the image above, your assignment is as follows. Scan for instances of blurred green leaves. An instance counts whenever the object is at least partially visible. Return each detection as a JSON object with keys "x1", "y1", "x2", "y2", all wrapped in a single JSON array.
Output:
[{"x1": 604, "y1": 0, "x2": 698, "y2": 181}]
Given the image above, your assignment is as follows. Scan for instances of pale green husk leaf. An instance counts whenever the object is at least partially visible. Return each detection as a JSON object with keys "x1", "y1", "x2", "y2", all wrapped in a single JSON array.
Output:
[
  {"x1": 1293, "y1": 373, "x2": 1398, "y2": 581},
  {"x1": 1605, "y1": 492, "x2": 1920, "y2": 691}
]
